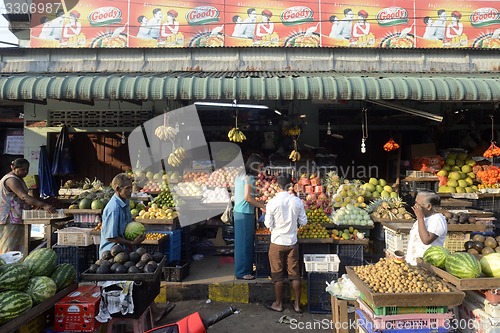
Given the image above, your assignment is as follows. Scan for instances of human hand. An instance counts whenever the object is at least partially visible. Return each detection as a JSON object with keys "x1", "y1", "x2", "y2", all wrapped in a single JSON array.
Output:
[
  {"x1": 412, "y1": 204, "x2": 424, "y2": 219},
  {"x1": 132, "y1": 232, "x2": 146, "y2": 245}
]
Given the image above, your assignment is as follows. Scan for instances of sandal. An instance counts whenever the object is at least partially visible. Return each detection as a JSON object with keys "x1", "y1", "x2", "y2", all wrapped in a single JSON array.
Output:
[{"x1": 237, "y1": 274, "x2": 255, "y2": 280}]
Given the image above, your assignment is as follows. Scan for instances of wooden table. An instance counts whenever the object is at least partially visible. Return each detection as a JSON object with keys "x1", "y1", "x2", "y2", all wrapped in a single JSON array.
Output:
[
  {"x1": 331, "y1": 295, "x2": 357, "y2": 333},
  {"x1": 23, "y1": 216, "x2": 71, "y2": 258}
]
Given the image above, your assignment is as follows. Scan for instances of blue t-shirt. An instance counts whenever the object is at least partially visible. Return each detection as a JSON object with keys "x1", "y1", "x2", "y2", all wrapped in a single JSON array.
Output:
[
  {"x1": 233, "y1": 175, "x2": 255, "y2": 214},
  {"x1": 99, "y1": 193, "x2": 132, "y2": 256}
]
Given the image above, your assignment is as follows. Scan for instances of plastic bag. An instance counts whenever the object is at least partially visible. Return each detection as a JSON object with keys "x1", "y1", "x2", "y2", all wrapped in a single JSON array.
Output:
[
  {"x1": 0, "y1": 251, "x2": 23, "y2": 264},
  {"x1": 325, "y1": 274, "x2": 360, "y2": 300},
  {"x1": 221, "y1": 201, "x2": 234, "y2": 224}
]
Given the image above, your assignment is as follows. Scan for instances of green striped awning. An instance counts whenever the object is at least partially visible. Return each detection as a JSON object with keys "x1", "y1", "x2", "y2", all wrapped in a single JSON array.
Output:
[{"x1": 0, "y1": 73, "x2": 499, "y2": 102}]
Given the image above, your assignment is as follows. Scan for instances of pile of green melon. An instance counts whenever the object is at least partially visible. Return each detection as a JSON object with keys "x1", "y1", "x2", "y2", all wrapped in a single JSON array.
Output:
[
  {"x1": 423, "y1": 245, "x2": 500, "y2": 279},
  {"x1": 0, "y1": 248, "x2": 76, "y2": 325}
]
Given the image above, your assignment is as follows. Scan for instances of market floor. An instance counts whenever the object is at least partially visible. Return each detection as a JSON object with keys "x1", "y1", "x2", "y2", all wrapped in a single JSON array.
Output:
[{"x1": 155, "y1": 299, "x2": 336, "y2": 333}]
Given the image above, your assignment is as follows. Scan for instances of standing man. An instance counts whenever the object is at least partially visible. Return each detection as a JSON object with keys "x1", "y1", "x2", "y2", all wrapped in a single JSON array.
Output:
[
  {"x1": 147, "y1": 8, "x2": 163, "y2": 40},
  {"x1": 337, "y1": 8, "x2": 354, "y2": 40},
  {"x1": 264, "y1": 173, "x2": 307, "y2": 313},
  {"x1": 434, "y1": 9, "x2": 447, "y2": 41},
  {"x1": 241, "y1": 8, "x2": 258, "y2": 39}
]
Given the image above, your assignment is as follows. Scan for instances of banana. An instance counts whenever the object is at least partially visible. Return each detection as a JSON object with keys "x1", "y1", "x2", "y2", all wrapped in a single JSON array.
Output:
[{"x1": 228, "y1": 128, "x2": 236, "y2": 140}]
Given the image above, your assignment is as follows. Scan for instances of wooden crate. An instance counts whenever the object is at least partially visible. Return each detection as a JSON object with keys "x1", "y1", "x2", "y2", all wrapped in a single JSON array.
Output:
[
  {"x1": 346, "y1": 266, "x2": 465, "y2": 307},
  {"x1": 417, "y1": 258, "x2": 500, "y2": 291}
]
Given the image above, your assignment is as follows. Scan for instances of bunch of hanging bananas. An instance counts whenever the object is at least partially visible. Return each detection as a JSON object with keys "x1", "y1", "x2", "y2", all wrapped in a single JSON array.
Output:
[
  {"x1": 154, "y1": 125, "x2": 176, "y2": 141},
  {"x1": 289, "y1": 150, "x2": 301, "y2": 162},
  {"x1": 167, "y1": 147, "x2": 186, "y2": 167},
  {"x1": 283, "y1": 126, "x2": 301, "y2": 136},
  {"x1": 228, "y1": 128, "x2": 247, "y2": 142}
]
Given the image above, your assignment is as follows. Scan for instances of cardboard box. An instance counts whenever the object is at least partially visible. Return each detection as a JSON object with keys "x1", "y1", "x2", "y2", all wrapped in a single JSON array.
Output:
[
  {"x1": 54, "y1": 285, "x2": 101, "y2": 332},
  {"x1": 409, "y1": 143, "x2": 436, "y2": 159}
]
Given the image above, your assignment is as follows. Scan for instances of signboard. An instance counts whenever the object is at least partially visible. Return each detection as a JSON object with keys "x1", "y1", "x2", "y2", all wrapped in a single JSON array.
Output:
[
  {"x1": 4, "y1": 135, "x2": 23, "y2": 155},
  {"x1": 26, "y1": 0, "x2": 500, "y2": 49}
]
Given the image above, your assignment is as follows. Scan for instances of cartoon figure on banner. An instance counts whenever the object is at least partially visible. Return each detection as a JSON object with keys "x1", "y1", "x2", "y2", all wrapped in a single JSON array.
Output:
[
  {"x1": 241, "y1": 8, "x2": 258, "y2": 39},
  {"x1": 62, "y1": 10, "x2": 84, "y2": 46},
  {"x1": 445, "y1": 11, "x2": 466, "y2": 47},
  {"x1": 161, "y1": 9, "x2": 179, "y2": 37},
  {"x1": 136, "y1": 15, "x2": 150, "y2": 39},
  {"x1": 231, "y1": 15, "x2": 245, "y2": 37},
  {"x1": 352, "y1": 10, "x2": 375, "y2": 47},
  {"x1": 255, "y1": 9, "x2": 278, "y2": 46},
  {"x1": 146, "y1": 8, "x2": 163, "y2": 40},
  {"x1": 328, "y1": 15, "x2": 342, "y2": 39},
  {"x1": 38, "y1": 17, "x2": 53, "y2": 40},
  {"x1": 0, "y1": 0, "x2": 19, "y2": 47},
  {"x1": 423, "y1": 17, "x2": 438, "y2": 40},
  {"x1": 48, "y1": 9, "x2": 65, "y2": 41},
  {"x1": 433, "y1": 9, "x2": 447, "y2": 41},
  {"x1": 337, "y1": 8, "x2": 354, "y2": 40}
]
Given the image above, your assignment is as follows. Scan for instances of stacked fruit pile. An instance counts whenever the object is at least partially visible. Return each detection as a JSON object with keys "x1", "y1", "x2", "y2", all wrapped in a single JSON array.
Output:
[
  {"x1": 255, "y1": 173, "x2": 281, "y2": 204},
  {"x1": 305, "y1": 207, "x2": 332, "y2": 223},
  {"x1": 436, "y1": 153, "x2": 478, "y2": 193},
  {"x1": 360, "y1": 178, "x2": 396, "y2": 199},
  {"x1": 183, "y1": 171, "x2": 209, "y2": 184},
  {"x1": 464, "y1": 234, "x2": 500, "y2": 256},
  {"x1": 367, "y1": 197, "x2": 413, "y2": 220},
  {"x1": 88, "y1": 245, "x2": 164, "y2": 275},
  {"x1": 206, "y1": 166, "x2": 242, "y2": 188},
  {"x1": 474, "y1": 165, "x2": 500, "y2": 189},
  {"x1": 150, "y1": 190, "x2": 176, "y2": 208},
  {"x1": 68, "y1": 186, "x2": 114, "y2": 210},
  {"x1": 136, "y1": 204, "x2": 178, "y2": 220},
  {"x1": 330, "y1": 181, "x2": 366, "y2": 208},
  {"x1": 0, "y1": 248, "x2": 77, "y2": 324},
  {"x1": 173, "y1": 182, "x2": 207, "y2": 197},
  {"x1": 298, "y1": 223, "x2": 330, "y2": 239},
  {"x1": 331, "y1": 227, "x2": 365, "y2": 240},
  {"x1": 331, "y1": 204, "x2": 374, "y2": 227}
]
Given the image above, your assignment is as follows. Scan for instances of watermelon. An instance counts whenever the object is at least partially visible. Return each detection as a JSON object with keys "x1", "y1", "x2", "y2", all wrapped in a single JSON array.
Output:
[
  {"x1": 445, "y1": 252, "x2": 482, "y2": 279},
  {"x1": 0, "y1": 263, "x2": 30, "y2": 291},
  {"x1": 124, "y1": 222, "x2": 145, "y2": 240},
  {"x1": 25, "y1": 276, "x2": 57, "y2": 304},
  {"x1": 79, "y1": 198, "x2": 92, "y2": 209},
  {"x1": 0, "y1": 290, "x2": 33, "y2": 324},
  {"x1": 480, "y1": 253, "x2": 500, "y2": 278},
  {"x1": 51, "y1": 263, "x2": 76, "y2": 291},
  {"x1": 423, "y1": 246, "x2": 450, "y2": 269},
  {"x1": 23, "y1": 248, "x2": 57, "y2": 277}
]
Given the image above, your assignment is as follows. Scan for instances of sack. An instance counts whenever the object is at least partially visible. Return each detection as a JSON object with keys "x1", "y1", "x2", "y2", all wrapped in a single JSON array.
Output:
[{"x1": 221, "y1": 201, "x2": 234, "y2": 224}]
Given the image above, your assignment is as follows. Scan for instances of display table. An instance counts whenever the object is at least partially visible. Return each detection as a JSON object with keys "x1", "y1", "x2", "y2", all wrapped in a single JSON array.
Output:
[
  {"x1": 22, "y1": 216, "x2": 72, "y2": 258},
  {"x1": 0, "y1": 282, "x2": 77, "y2": 333}
]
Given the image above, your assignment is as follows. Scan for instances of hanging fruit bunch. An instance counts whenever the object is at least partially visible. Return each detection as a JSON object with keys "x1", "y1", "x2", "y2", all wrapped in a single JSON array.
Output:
[
  {"x1": 483, "y1": 142, "x2": 500, "y2": 158},
  {"x1": 154, "y1": 112, "x2": 177, "y2": 141},
  {"x1": 283, "y1": 126, "x2": 301, "y2": 136},
  {"x1": 383, "y1": 138, "x2": 400, "y2": 152},
  {"x1": 289, "y1": 139, "x2": 301, "y2": 162},
  {"x1": 167, "y1": 147, "x2": 186, "y2": 167},
  {"x1": 228, "y1": 111, "x2": 246, "y2": 143}
]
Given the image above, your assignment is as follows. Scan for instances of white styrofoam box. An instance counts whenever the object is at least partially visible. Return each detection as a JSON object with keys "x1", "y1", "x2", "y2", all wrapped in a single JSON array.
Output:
[
  {"x1": 456, "y1": 298, "x2": 500, "y2": 333},
  {"x1": 383, "y1": 227, "x2": 409, "y2": 254},
  {"x1": 30, "y1": 224, "x2": 45, "y2": 238}
]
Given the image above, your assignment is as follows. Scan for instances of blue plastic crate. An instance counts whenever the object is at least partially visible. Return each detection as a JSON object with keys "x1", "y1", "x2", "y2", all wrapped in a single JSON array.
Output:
[
  {"x1": 307, "y1": 271, "x2": 338, "y2": 314},
  {"x1": 53, "y1": 244, "x2": 96, "y2": 280},
  {"x1": 356, "y1": 309, "x2": 450, "y2": 333},
  {"x1": 336, "y1": 244, "x2": 365, "y2": 275}
]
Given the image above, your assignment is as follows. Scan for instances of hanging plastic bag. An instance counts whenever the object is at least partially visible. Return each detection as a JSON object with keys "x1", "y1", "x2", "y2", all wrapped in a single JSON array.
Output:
[
  {"x1": 0, "y1": 251, "x2": 23, "y2": 264},
  {"x1": 220, "y1": 201, "x2": 234, "y2": 224}
]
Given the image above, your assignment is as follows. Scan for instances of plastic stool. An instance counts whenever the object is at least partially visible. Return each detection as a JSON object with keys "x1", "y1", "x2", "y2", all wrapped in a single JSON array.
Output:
[{"x1": 106, "y1": 306, "x2": 153, "y2": 333}]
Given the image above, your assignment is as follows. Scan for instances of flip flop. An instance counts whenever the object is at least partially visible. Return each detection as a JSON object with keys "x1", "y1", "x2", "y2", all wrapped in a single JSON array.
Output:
[
  {"x1": 264, "y1": 303, "x2": 283, "y2": 312},
  {"x1": 278, "y1": 315, "x2": 291, "y2": 324}
]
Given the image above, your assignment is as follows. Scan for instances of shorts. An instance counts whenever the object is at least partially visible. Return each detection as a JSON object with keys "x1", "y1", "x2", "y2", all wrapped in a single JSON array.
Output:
[{"x1": 268, "y1": 242, "x2": 300, "y2": 282}]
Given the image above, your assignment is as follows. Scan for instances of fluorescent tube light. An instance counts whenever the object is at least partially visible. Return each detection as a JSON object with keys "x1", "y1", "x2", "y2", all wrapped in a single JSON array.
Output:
[
  {"x1": 368, "y1": 100, "x2": 443, "y2": 122},
  {"x1": 194, "y1": 102, "x2": 269, "y2": 109},
  {"x1": 274, "y1": 110, "x2": 282, "y2": 115}
]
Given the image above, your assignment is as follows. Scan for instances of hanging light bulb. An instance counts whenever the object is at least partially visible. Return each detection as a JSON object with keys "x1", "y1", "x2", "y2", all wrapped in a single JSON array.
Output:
[
  {"x1": 361, "y1": 138, "x2": 366, "y2": 153},
  {"x1": 121, "y1": 131, "x2": 126, "y2": 144},
  {"x1": 327, "y1": 122, "x2": 331, "y2": 135}
]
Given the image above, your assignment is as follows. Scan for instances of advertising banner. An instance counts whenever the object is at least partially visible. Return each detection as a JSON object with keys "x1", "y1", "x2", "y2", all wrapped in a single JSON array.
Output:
[
  {"x1": 224, "y1": 1, "x2": 321, "y2": 47},
  {"x1": 320, "y1": 2, "x2": 415, "y2": 48},
  {"x1": 30, "y1": 1, "x2": 129, "y2": 48},
  {"x1": 128, "y1": 0, "x2": 225, "y2": 48},
  {"x1": 415, "y1": 0, "x2": 500, "y2": 48},
  {"x1": 27, "y1": 0, "x2": 499, "y2": 49}
]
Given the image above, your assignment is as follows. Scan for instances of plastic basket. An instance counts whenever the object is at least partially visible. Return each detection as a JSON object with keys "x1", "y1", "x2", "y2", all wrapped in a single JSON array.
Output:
[
  {"x1": 22, "y1": 209, "x2": 66, "y2": 220},
  {"x1": 163, "y1": 261, "x2": 190, "y2": 282},
  {"x1": 254, "y1": 251, "x2": 271, "y2": 278},
  {"x1": 357, "y1": 298, "x2": 453, "y2": 331},
  {"x1": 73, "y1": 213, "x2": 101, "y2": 224},
  {"x1": 473, "y1": 197, "x2": 500, "y2": 212},
  {"x1": 405, "y1": 171, "x2": 437, "y2": 178},
  {"x1": 359, "y1": 293, "x2": 448, "y2": 316},
  {"x1": 336, "y1": 244, "x2": 365, "y2": 274},
  {"x1": 443, "y1": 232, "x2": 470, "y2": 253},
  {"x1": 356, "y1": 309, "x2": 450, "y2": 333},
  {"x1": 56, "y1": 227, "x2": 94, "y2": 246},
  {"x1": 307, "y1": 271, "x2": 338, "y2": 314},
  {"x1": 53, "y1": 244, "x2": 97, "y2": 279},
  {"x1": 384, "y1": 227, "x2": 409, "y2": 254},
  {"x1": 303, "y1": 254, "x2": 340, "y2": 272}
]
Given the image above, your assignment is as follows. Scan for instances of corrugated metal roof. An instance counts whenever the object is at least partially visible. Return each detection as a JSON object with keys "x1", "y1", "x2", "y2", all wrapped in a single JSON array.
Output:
[{"x1": 0, "y1": 73, "x2": 498, "y2": 102}]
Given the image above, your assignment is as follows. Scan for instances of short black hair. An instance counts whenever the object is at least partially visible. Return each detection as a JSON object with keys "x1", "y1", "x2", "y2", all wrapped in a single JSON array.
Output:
[
  {"x1": 11, "y1": 158, "x2": 29, "y2": 169},
  {"x1": 277, "y1": 173, "x2": 293, "y2": 190}
]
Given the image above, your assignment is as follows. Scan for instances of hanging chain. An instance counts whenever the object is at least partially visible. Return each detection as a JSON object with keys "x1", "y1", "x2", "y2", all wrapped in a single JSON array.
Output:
[
  {"x1": 361, "y1": 108, "x2": 368, "y2": 139},
  {"x1": 490, "y1": 115, "x2": 495, "y2": 143}
]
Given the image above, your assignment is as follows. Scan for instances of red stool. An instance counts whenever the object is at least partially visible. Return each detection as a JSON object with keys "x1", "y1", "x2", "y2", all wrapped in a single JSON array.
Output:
[{"x1": 105, "y1": 306, "x2": 153, "y2": 333}]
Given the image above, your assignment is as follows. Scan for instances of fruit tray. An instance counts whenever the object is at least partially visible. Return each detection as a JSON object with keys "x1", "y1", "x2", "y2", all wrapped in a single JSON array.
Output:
[
  {"x1": 141, "y1": 234, "x2": 168, "y2": 245},
  {"x1": 346, "y1": 266, "x2": 465, "y2": 307},
  {"x1": 298, "y1": 238, "x2": 333, "y2": 244},
  {"x1": 64, "y1": 209, "x2": 103, "y2": 214},
  {"x1": 80, "y1": 257, "x2": 165, "y2": 282},
  {"x1": 135, "y1": 217, "x2": 178, "y2": 225},
  {"x1": 416, "y1": 258, "x2": 500, "y2": 290},
  {"x1": 447, "y1": 223, "x2": 488, "y2": 232}
]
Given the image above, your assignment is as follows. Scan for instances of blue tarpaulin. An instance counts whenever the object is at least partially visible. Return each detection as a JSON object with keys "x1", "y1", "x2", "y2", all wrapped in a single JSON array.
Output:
[
  {"x1": 52, "y1": 125, "x2": 75, "y2": 177},
  {"x1": 38, "y1": 146, "x2": 56, "y2": 198}
]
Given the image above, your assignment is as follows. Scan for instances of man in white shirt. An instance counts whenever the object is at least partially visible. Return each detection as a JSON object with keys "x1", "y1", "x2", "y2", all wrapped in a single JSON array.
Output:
[{"x1": 264, "y1": 173, "x2": 307, "y2": 313}]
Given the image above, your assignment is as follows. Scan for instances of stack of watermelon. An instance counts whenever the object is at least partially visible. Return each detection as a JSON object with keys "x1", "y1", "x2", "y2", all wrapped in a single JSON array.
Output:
[{"x1": 0, "y1": 248, "x2": 77, "y2": 325}]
